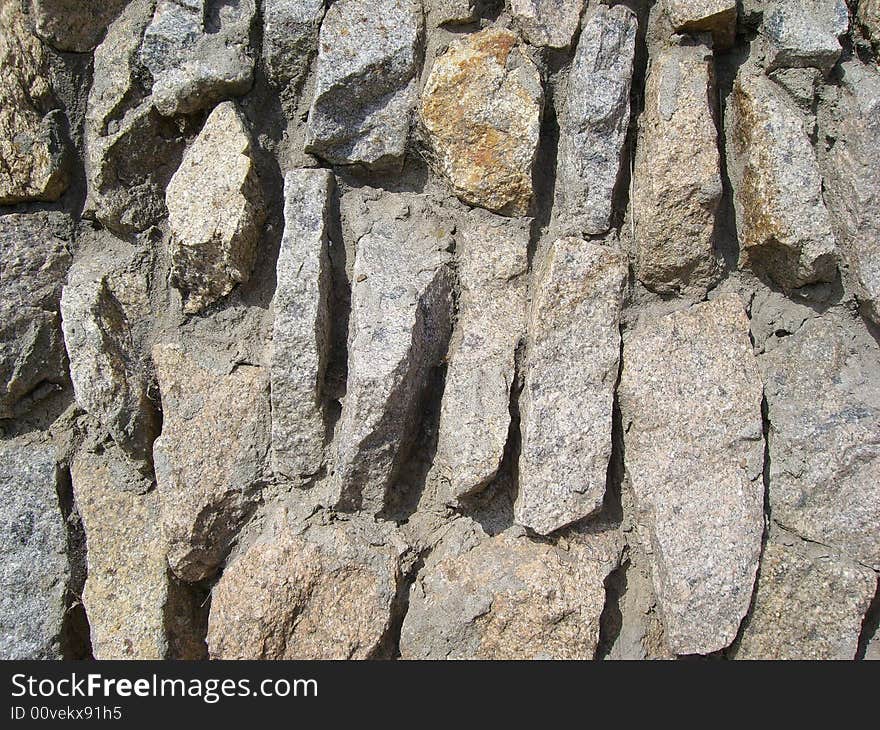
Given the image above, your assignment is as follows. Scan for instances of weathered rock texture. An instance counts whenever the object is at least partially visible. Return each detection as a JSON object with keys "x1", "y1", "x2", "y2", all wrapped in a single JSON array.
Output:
[
  {"x1": 306, "y1": 0, "x2": 423, "y2": 170},
  {"x1": 620, "y1": 296, "x2": 765, "y2": 655},
  {"x1": 420, "y1": 28, "x2": 543, "y2": 216},
  {"x1": 4, "y1": 0, "x2": 880, "y2": 662}
]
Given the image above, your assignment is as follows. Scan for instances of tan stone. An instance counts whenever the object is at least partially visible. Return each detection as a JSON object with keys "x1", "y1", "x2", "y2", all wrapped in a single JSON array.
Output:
[
  {"x1": 664, "y1": 0, "x2": 737, "y2": 48},
  {"x1": 861, "y1": 0, "x2": 880, "y2": 50},
  {"x1": 420, "y1": 29, "x2": 543, "y2": 216}
]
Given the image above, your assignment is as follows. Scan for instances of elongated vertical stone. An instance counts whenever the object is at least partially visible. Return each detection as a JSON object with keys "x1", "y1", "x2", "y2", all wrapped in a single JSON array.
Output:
[
  {"x1": 619, "y1": 295, "x2": 765, "y2": 655},
  {"x1": 633, "y1": 44, "x2": 722, "y2": 296},
  {"x1": 435, "y1": 212, "x2": 529, "y2": 500},
  {"x1": 271, "y1": 170, "x2": 334, "y2": 480},
  {"x1": 515, "y1": 238, "x2": 627, "y2": 535},
  {"x1": 555, "y1": 5, "x2": 637, "y2": 236},
  {"x1": 333, "y1": 194, "x2": 453, "y2": 513},
  {"x1": 262, "y1": 0, "x2": 325, "y2": 89}
]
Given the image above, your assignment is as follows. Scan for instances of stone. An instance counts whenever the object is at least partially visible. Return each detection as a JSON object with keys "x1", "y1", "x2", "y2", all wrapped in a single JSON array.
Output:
[
  {"x1": 734, "y1": 537, "x2": 875, "y2": 660},
  {"x1": 509, "y1": 0, "x2": 587, "y2": 49},
  {"x1": 208, "y1": 515, "x2": 405, "y2": 659},
  {"x1": 761, "y1": 315, "x2": 880, "y2": 570},
  {"x1": 426, "y1": 0, "x2": 477, "y2": 26},
  {"x1": 29, "y1": 0, "x2": 128, "y2": 53},
  {"x1": 435, "y1": 212, "x2": 529, "y2": 501},
  {"x1": 270, "y1": 170, "x2": 334, "y2": 480},
  {"x1": 664, "y1": 0, "x2": 737, "y2": 49},
  {"x1": 0, "y1": 437, "x2": 69, "y2": 659},
  {"x1": 140, "y1": 0, "x2": 256, "y2": 117},
  {"x1": 821, "y1": 62, "x2": 880, "y2": 325},
  {"x1": 84, "y1": 0, "x2": 189, "y2": 235},
  {"x1": 166, "y1": 101, "x2": 266, "y2": 314},
  {"x1": 762, "y1": 0, "x2": 846, "y2": 73},
  {"x1": 619, "y1": 295, "x2": 765, "y2": 655},
  {"x1": 261, "y1": 0, "x2": 325, "y2": 89},
  {"x1": 333, "y1": 193, "x2": 453, "y2": 513},
  {"x1": 306, "y1": 0, "x2": 423, "y2": 170},
  {"x1": 0, "y1": 213, "x2": 72, "y2": 418},
  {"x1": 516, "y1": 238, "x2": 627, "y2": 536},
  {"x1": 152, "y1": 343, "x2": 270, "y2": 582},
  {"x1": 860, "y1": 0, "x2": 880, "y2": 51},
  {"x1": 61, "y1": 278, "x2": 158, "y2": 462},
  {"x1": 555, "y1": 5, "x2": 637, "y2": 236},
  {"x1": 72, "y1": 451, "x2": 202, "y2": 660},
  {"x1": 726, "y1": 71, "x2": 838, "y2": 290},
  {"x1": 400, "y1": 527, "x2": 622, "y2": 659},
  {"x1": 633, "y1": 44, "x2": 721, "y2": 295},
  {"x1": 420, "y1": 28, "x2": 543, "y2": 217},
  {"x1": 0, "y1": 0, "x2": 69, "y2": 204},
  {"x1": 768, "y1": 66, "x2": 821, "y2": 110}
]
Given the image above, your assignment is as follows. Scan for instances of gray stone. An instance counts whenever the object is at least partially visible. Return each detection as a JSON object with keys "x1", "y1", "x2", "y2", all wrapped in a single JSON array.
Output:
[
  {"x1": 420, "y1": 28, "x2": 543, "y2": 217},
  {"x1": 768, "y1": 66, "x2": 822, "y2": 110},
  {"x1": 619, "y1": 295, "x2": 765, "y2": 655},
  {"x1": 73, "y1": 451, "x2": 202, "y2": 659},
  {"x1": 84, "y1": 0, "x2": 188, "y2": 235},
  {"x1": 0, "y1": 0, "x2": 69, "y2": 204},
  {"x1": 166, "y1": 101, "x2": 266, "y2": 314},
  {"x1": 140, "y1": 0, "x2": 256, "y2": 117},
  {"x1": 435, "y1": 212, "x2": 529, "y2": 501},
  {"x1": 61, "y1": 276, "x2": 158, "y2": 462},
  {"x1": 426, "y1": 0, "x2": 476, "y2": 26},
  {"x1": 306, "y1": 0, "x2": 423, "y2": 170},
  {"x1": 152, "y1": 343, "x2": 271, "y2": 582},
  {"x1": 761, "y1": 314, "x2": 880, "y2": 570},
  {"x1": 270, "y1": 170, "x2": 334, "y2": 480},
  {"x1": 735, "y1": 536, "x2": 875, "y2": 660},
  {"x1": 261, "y1": 0, "x2": 325, "y2": 89},
  {"x1": 208, "y1": 513, "x2": 406, "y2": 659},
  {"x1": 29, "y1": 0, "x2": 128, "y2": 52},
  {"x1": 509, "y1": 0, "x2": 587, "y2": 49},
  {"x1": 633, "y1": 44, "x2": 722, "y2": 296},
  {"x1": 555, "y1": 5, "x2": 637, "y2": 236},
  {"x1": 762, "y1": 0, "x2": 847, "y2": 73},
  {"x1": 821, "y1": 62, "x2": 880, "y2": 326},
  {"x1": 400, "y1": 526, "x2": 622, "y2": 659},
  {"x1": 516, "y1": 238, "x2": 627, "y2": 536},
  {"x1": 0, "y1": 213, "x2": 72, "y2": 418},
  {"x1": 726, "y1": 70, "x2": 838, "y2": 290},
  {"x1": 333, "y1": 193, "x2": 453, "y2": 514},
  {"x1": 0, "y1": 436, "x2": 69, "y2": 659},
  {"x1": 860, "y1": 0, "x2": 880, "y2": 51},
  {"x1": 663, "y1": 0, "x2": 737, "y2": 49}
]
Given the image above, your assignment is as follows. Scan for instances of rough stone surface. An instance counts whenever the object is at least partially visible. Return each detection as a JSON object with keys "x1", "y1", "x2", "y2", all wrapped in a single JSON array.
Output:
[
  {"x1": 208, "y1": 515, "x2": 405, "y2": 659},
  {"x1": 400, "y1": 526, "x2": 622, "y2": 659},
  {"x1": 619, "y1": 295, "x2": 765, "y2": 655},
  {"x1": 761, "y1": 315, "x2": 880, "y2": 570},
  {"x1": 152, "y1": 343, "x2": 270, "y2": 583},
  {"x1": 420, "y1": 28, "x2": 543, "y2": 217},
  {"x1": 0, "y1": 437, "x2": 69, "y2": 660},
  {"x1": 762, "y1": 0, "x2": 847, "y2": 72},
  {"x1": 509, "y1": 0, "x2": 586, "y2": 49},
  {"x1": 426, "y1": 0, "x2": 477, "y2": 26},
  {"x1": 664, "y1": 0, "x2": 737, "y2": 48},
  {"x1": 435, "y1": 212, "x2": 529, "y2": 501},
  {"x1": 333, "y1": 194, "x2": 453, "y2": 513},
  {"x1": 166, "y1": 102, "x2": 266, "y2": 314},
  {"x1": 555, "y1": 5, "x2": 637, "y2": 236},
  {"x1": 726, "y1": 70, "x2": 838, "y2": 290},
  {"x1": 0, "y1": 0, "x2": 68, "y2": 204},
  {"x1": 140, "y1": 0, "x2": 256, "y2": 117},
  {"x1": 735, "y1": 536, "x2": 876, "y2": 660},
  {"x1": 262, "y1": 0, "x2": 325, "y2": 89},
  {"x1": 84, "y1": 0, "x2": 188, "y2": 235},
  {"x1": 29, "y1": 0, "x2": 128, "y2": 52},
  {"x1": 516, "y1": 238, "x2": 627, "y2": 536},
  {"x1": 861, "y1": 0, "x2": 880, "y2": 51},
  {"x1": 270, "y1": 170, "x2": 334, "y2": 480},
  {"x1": 306, "y1": 0, "x2": 423, "y2": 170},
  {"x1": 73, "y1": 451, "x2": 201, "y2": 660},
  {"x1": 0, "y1": 213, "x2": 72, "y2": 419},
  {"x1": 633, "y1": 44, "x2": 721, "y2": 295},
  {"x1": 61, "y1": 277, "x2": 157, "y2": 462},
  {"x1": 821, "y1": 62, "x2": 880, "y2": 325}
]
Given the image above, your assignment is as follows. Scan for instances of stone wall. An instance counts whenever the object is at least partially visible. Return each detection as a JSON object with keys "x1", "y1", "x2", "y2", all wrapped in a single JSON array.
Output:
[{"x1": 1, "y1": 0, "x2": 878, "y2": 660}]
